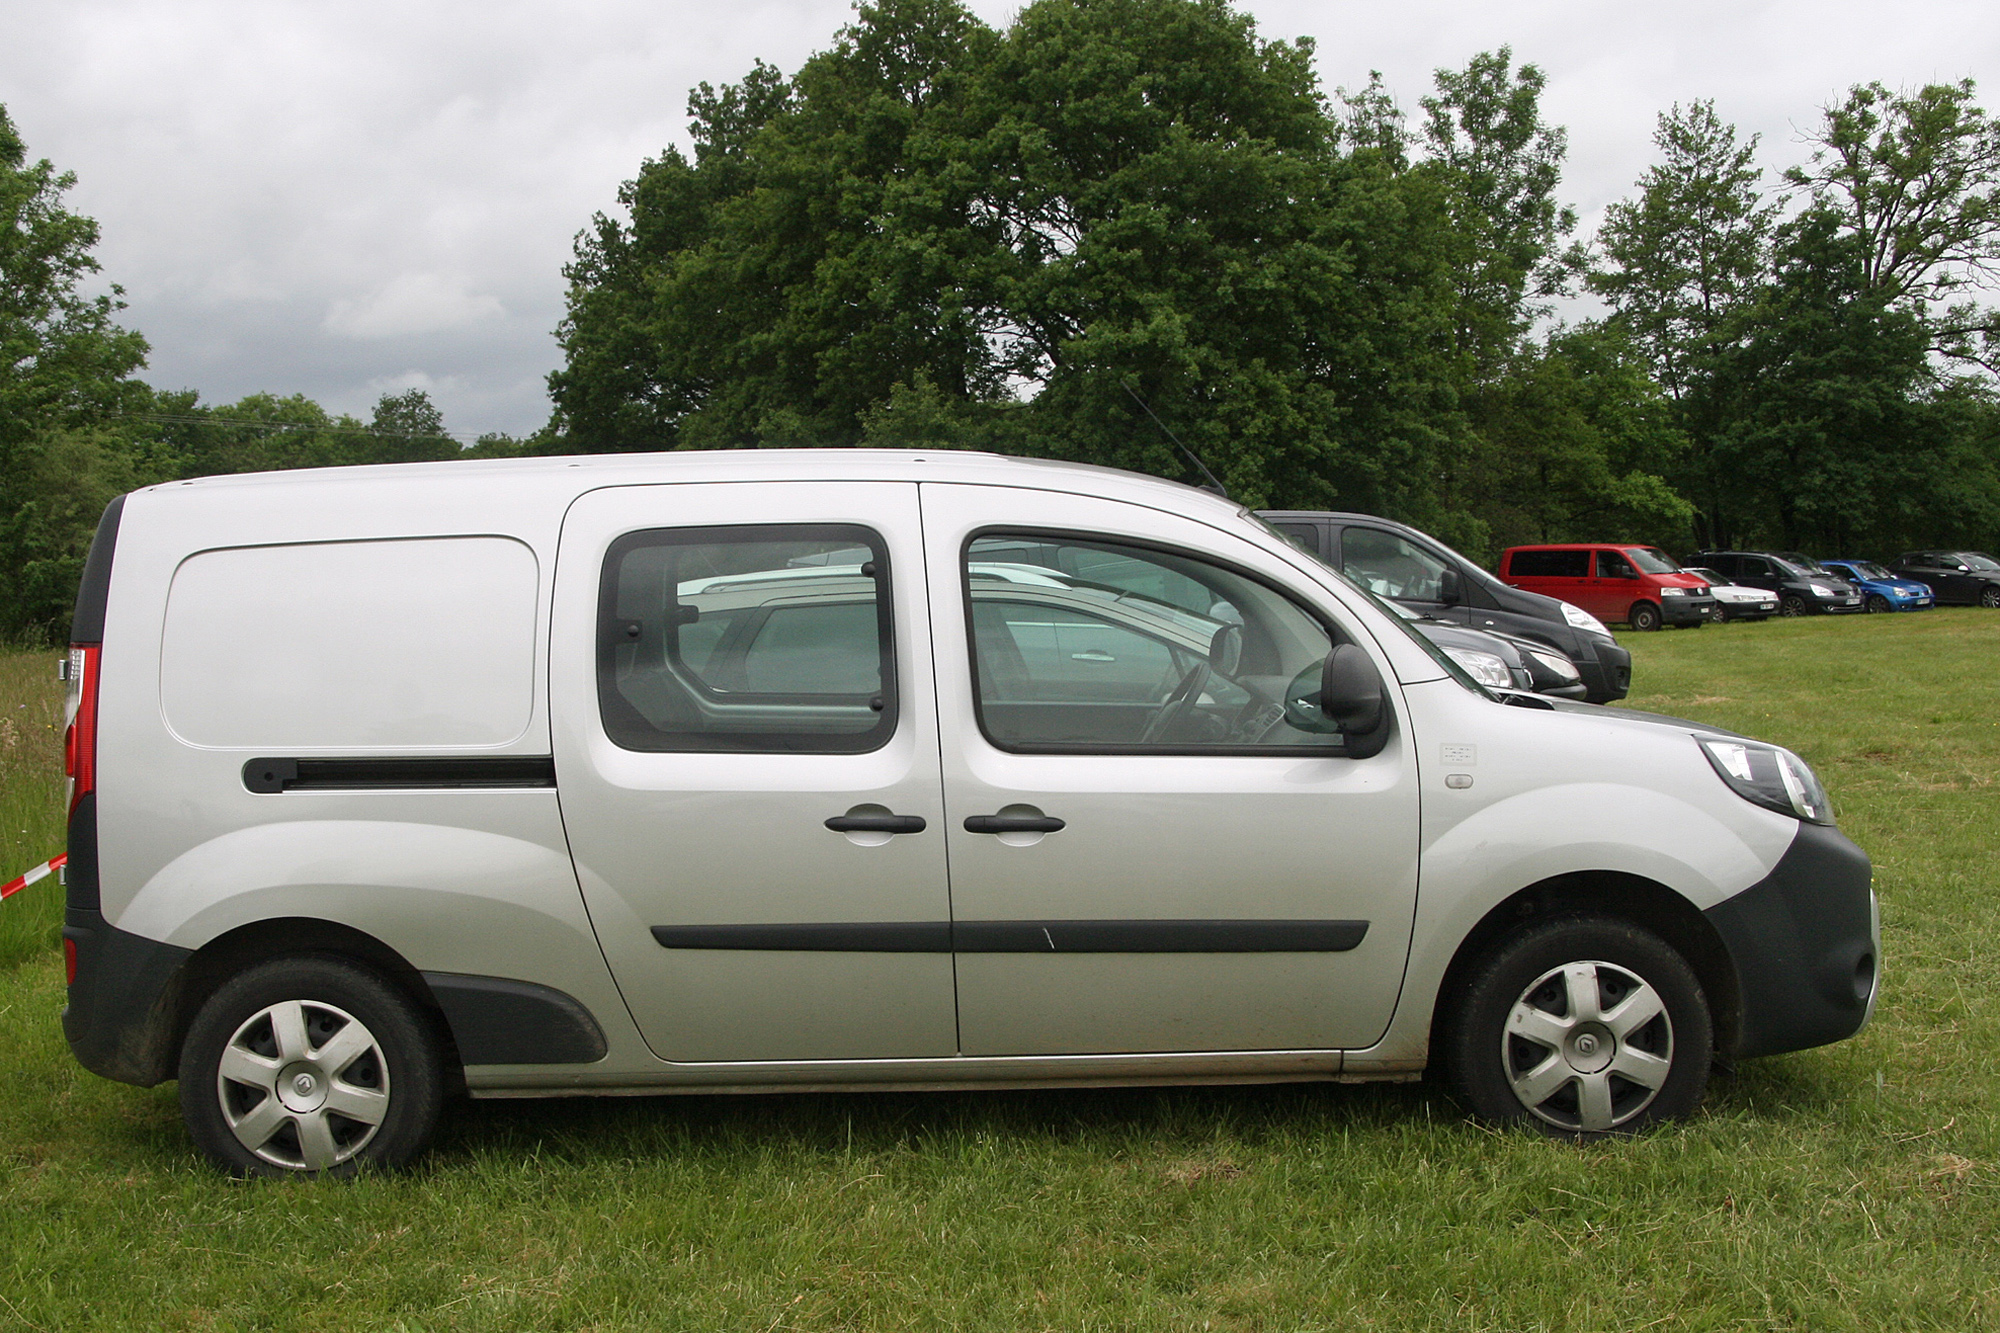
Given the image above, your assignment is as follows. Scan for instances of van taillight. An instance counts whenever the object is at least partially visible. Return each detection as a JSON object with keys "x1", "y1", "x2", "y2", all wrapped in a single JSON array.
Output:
[{"x1": 63, "y1": 645, "x2": 100, "y2": 814}]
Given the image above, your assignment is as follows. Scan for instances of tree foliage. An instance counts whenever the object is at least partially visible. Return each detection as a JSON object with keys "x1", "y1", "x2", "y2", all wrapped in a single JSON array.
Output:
[
  {"x1": 1786, "y1": 80, "x2": 2000, "y2": 372},
  {"x1": 0, "y1": 104, "x2": 153, "y2": 641}
]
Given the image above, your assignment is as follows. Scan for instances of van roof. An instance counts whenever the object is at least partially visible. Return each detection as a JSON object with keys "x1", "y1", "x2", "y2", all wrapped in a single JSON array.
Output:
[{"x1": 135, "y1": 448, "x2": 1241, "y2": 519}]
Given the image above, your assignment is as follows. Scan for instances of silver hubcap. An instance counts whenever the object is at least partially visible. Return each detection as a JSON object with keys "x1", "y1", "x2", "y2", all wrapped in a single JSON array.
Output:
[
  {"x1": 216, "y1": 999, "x2": 389, "y2": 1170},
  {"x1": 1502, "y1": 961, "x2": 1673, "y2": 1132}
]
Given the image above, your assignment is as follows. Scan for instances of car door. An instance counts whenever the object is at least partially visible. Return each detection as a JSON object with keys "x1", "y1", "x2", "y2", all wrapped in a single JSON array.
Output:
[
  {"x1": 921, "y1": 483, "x2": 1421, "y2": 1055},
  {"x1": 551, "y1": 482, "x2": 957, "y2": 1063}
]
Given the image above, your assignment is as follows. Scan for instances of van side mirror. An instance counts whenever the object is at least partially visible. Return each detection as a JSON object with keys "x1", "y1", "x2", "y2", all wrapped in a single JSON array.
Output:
[
  {"x1": 1320, "y1": 644, "x2": 1392, "y2": 759},
  {"x1": 1438, "y1": 567, "x2": 1462, "y2": 605}
]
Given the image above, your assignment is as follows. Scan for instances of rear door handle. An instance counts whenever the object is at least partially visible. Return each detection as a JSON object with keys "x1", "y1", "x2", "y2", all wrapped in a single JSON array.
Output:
[
  {"x1": 963, "y1": 814, "x2": 1066, "y2": 834},
  {"x1": 824, "y1": 813, "x2": 927, "y2": 835}
]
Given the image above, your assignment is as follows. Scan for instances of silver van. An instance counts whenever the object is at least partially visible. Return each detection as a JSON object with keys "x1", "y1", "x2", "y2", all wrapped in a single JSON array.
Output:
[{"x1": 60, "y1": 451, "x2": 1879, "y2": 1175}]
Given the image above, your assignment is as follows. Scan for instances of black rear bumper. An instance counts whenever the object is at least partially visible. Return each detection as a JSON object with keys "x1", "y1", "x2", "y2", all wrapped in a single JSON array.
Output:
[
  {"x1": 62, "y1": 909, "x2": 192, "y2": 1087},
  {"x1": 1705, "y1": 822, "x2": 1878, "y2": 1059}
]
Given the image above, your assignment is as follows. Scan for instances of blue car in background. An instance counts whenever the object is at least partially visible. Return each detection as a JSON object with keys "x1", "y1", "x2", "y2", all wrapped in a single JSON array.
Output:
[{"x1": 1822, "y1": 559, "x2": 1934, "y2": 612}]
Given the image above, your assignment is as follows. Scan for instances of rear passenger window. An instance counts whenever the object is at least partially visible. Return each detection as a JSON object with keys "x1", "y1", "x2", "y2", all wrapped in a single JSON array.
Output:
[
  {"x1": 1508, "y1": 549, "x2": 1590, "y2": 578},
  {"x1": 598, "y1": 526, "x2": 894, "y2": 753}
]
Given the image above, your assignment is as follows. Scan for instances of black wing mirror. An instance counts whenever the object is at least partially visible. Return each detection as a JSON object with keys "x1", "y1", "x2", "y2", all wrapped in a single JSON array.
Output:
[
  {"x1": 1282, "y1": 645, "x2": 1392, "y2": 758},
  {"x1": 1438, "y1": 567, "x2": 1462, "y2": 605}
]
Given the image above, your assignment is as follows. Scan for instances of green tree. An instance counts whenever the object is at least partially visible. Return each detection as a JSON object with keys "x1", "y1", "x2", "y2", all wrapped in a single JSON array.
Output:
[
  {"x1": 1705, "y1": 209, "x2": 1966, "y2": 552},
  {"x1": 1785, "y1": 79, "x2": 2000, "y2": 368},
  {"x1": 548, "y1": 0, "x2": 1468, "y2": 515},
  {"x1": 1589, "y1": 102, "x2": 1775, "y2": 545},
  {"x1": 1461, "y1": 324, "x2": 1691, "y2": 550},
  {"x1": 1418, "y1": 48, "x2": 1583, "y2": 376},
  {"x1": 0, "y1": 103, "x2": 152, "y2": 641}
]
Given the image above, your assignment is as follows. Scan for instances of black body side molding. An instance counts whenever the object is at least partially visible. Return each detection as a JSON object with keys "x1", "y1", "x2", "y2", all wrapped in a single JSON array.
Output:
[{"x1": 244, "y1": 756, "x2": 557, "y2": 793}]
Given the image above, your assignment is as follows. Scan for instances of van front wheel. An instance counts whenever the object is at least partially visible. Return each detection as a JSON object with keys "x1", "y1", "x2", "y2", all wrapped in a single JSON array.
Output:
[
  {"x1": 1627, "y1": 602, "x2": 1662, "y2": 632},
  {"x1": 179, "y1": 956, "x2": 445, "y2": 1177},
  {"x1": 1441, "y1": 917, "x2": 1712, "y2": 1137}
]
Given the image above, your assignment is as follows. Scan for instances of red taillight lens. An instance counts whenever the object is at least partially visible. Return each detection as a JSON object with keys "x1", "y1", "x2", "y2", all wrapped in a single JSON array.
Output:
[
  {"x1": 64, "y1": 937, "x2": 78, "y2": 986},
  {"x1": 64, "y1": 644, "x2": 100, "y2": 814}
]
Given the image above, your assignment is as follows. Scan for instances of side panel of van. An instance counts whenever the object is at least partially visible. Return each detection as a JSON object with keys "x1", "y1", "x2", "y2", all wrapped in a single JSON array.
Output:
[
  {"x1": 88, "y1": 483, "x2": 638, "y2": 1078},
  {"x1": 550, "y1": 482, "x2": 960, "y2": 1064}
]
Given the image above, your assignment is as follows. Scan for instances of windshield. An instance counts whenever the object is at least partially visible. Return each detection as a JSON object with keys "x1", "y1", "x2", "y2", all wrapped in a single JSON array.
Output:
[
  {"x1": 1846, "y1": 561, "x2": 1891, "y2": 580},
  {"x1": 1961, "y1": 552, "x2": 2000, "y2": 571},
  {"x1": 1628, "y1": 547, "x2": 1682, "y2": 574},
  {"x1": 1772, "y1": 558, "x2": 1817, "y2": 579},
  {"x1": 1244, "y1": 512, "x2": 1498, "y2": 701}
]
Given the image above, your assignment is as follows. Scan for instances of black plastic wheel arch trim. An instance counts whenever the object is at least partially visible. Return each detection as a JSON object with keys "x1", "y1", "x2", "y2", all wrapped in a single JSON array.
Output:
[
  {"x1": 419, "y1": 973, "x2": 608, "y2": 1065},
  {"x1": 243, "y1": 756, "x2": 557, "y2": 793},
  {"x1": 1704, "y1": 820, "x2": 1877, "y2": 1059},
  {"x1": 652, "y1": 919, "x2": 1369, "y2": 953}
]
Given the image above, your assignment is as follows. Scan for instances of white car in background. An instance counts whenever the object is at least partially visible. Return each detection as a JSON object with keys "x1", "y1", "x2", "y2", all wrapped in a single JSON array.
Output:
[{"x1": 1684, "y1": 568, "x2": 1779, "y2": 623}]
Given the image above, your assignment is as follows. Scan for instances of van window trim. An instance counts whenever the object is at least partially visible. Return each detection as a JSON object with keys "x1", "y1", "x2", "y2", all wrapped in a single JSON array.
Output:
[{"x1": 957, "y1": 525, "x2": 1363, "y2": 759}]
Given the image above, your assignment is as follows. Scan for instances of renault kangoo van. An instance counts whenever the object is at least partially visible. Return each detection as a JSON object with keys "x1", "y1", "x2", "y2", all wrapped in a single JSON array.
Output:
[{"x1": 62, "y1": 451, "x2": 1878, "y2": 1174}]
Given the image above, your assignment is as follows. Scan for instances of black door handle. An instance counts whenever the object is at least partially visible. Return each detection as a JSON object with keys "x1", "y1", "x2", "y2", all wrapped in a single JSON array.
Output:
[
  {"x1": 963, "y1": 814, "x2": 1066, "y2": 835},
  {"x1": 825, "y1": 813, "x2": 927, "y2": 835}
]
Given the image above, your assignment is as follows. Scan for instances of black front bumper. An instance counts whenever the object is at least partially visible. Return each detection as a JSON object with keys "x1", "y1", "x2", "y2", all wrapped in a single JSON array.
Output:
[
  {"x1": 1576, "y1": 640, "x2": 1632, "y2": 704},
  {"x1": 1705, "y1": 822, "x2": 1878, "y2": 1059},
  {"x1": 1662, "y1": 596, "x2": 1714, "y2": 625}
]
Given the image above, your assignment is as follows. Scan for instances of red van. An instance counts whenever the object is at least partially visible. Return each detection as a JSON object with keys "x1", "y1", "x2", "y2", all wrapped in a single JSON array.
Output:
[{"x1": 1499, "y1": 544, "x2": 1714, "y2": 631}]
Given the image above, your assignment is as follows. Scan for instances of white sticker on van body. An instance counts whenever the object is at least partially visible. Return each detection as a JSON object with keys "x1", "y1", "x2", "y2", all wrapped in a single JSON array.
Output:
[{"x1": 160, "y1": 536, "x2": 539, "y2": 748}]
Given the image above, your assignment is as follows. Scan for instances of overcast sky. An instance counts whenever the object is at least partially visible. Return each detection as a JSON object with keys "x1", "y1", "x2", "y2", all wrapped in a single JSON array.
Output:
[{"x1": 3, "y1": 0, "x2": 1996, "y2": 438}]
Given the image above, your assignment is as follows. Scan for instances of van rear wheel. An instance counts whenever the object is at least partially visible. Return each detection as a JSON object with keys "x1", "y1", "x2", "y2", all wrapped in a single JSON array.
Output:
[
  {"x1": 1441, "y1": 916, "x2": 1712, "y2": 1137},
  {"x1": 179, "y1": 956, "x2": 445, "y2": 1177}
]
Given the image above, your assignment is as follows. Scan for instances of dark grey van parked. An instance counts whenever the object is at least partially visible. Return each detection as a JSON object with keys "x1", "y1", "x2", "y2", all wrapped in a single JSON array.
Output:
[{"x1": 1260, "y1": 512, "x2": 1632, "y2": 704}]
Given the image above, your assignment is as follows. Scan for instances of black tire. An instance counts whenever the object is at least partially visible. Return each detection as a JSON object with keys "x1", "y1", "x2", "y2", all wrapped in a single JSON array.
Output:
[
  {"x1": 1779, "y1": 594, "x2": 1808, "y2": 617},
  {"x1": 1708, "y1": 604, "x2": 1727, "y2": 624},
  {"x1": 179, "y1": 955, "x2": 445, "y2": 1177},
  {"x1": 1627, "y1": 602, "x2": 1662, "y2": 632},
  {"x1": 1981, "y1": 586, "x2": 2000, "y2": 609},
  {"x1": 1865, "y1": 594, "x2": 1891, "y2": 614},
  {"x1": 1439, "y1": 916, "x2": 1712, "y2": 1138}
]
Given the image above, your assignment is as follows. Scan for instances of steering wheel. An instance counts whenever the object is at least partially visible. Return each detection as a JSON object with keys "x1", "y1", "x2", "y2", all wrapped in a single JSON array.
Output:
[{"x1": 1139, "y1": 662, "x2": 1211, "y2": 745}]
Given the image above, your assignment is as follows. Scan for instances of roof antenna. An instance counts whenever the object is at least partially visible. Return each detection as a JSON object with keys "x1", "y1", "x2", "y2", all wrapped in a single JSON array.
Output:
[{"x1": 1122, "y1": 379, "x2": 1229, "y2": 499}]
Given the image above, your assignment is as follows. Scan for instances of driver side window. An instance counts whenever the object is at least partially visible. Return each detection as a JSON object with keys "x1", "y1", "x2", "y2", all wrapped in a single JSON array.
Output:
[{"x1": 965, "y1": 533, "x2": 1344, "y2": 753}]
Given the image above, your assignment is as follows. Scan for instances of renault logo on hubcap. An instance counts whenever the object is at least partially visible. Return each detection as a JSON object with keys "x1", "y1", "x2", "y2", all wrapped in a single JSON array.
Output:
[{"x1": 294, "y1": 1073, "x2": 316, "y2": 1096}]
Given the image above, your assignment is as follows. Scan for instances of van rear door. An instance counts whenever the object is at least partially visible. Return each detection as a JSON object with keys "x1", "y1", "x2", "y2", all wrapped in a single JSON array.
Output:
[{"x1": 551, "y1": 483, "x2": 957, "y2": 1063}]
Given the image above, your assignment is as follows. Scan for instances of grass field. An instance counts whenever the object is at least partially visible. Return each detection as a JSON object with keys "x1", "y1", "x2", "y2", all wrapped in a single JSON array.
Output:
[{"x1": 0, "y1": 614, "x2": 1994, "y2": 1330}]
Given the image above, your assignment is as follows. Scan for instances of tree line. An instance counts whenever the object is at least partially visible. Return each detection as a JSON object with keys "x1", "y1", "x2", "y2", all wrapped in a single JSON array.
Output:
[{"x1": 5, "y1": 0, "x2": 1998, "y2": 644}]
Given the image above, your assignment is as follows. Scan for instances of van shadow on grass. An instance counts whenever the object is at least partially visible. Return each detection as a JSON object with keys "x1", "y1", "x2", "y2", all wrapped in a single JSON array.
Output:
[{"x1": 427, "y1": 1076, "x2": 1454, "y2": 1171}]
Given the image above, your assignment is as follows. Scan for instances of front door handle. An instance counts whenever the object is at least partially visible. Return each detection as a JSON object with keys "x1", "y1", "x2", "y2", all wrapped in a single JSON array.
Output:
[
  {"x1": 824, "y1": 813, "x2": 927, "y2": 835},
  {"x1": 964, "y1": 814, "x2": 1066, "y2": 834}
]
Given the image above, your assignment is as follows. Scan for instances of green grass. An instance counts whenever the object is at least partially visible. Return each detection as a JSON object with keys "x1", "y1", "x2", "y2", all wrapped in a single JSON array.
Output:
[{"x1": 1, "y1": 615, "x2": 1996, "y2": 1330}]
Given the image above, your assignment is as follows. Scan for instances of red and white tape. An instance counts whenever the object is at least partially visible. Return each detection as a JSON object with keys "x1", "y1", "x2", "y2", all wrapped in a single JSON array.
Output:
[{"x1": 0, "y1": 855, "x2": 65, "y2": 902}]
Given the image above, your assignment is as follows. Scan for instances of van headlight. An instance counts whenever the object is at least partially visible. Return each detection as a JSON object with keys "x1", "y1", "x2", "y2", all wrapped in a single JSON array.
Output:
[
  {"x1": 1444, "y1": 648, "x2": 1514, "y2": 689},
  {"x1": 1527, "y1": 649, "x2": 1581, "y2": 681},
  {"x1": 1697, "y1": 737, "x2": 1833, "y2": 824},
  {"x1": 1558, "y1": 601, "x2": 1612, "y2": 638}
]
